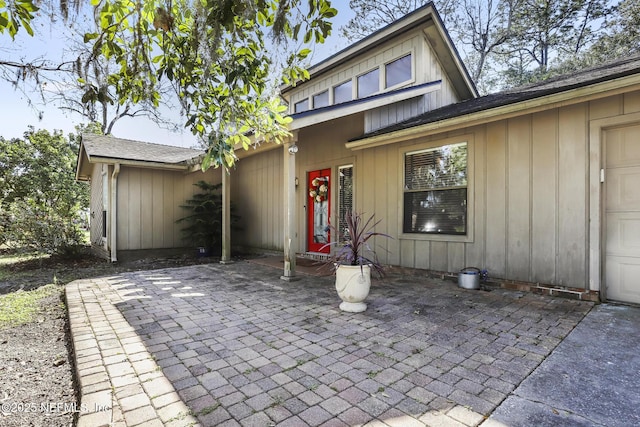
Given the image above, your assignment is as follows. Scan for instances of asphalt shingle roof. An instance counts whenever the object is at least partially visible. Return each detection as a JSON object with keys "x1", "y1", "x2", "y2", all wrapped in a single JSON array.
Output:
[
  {"x1": 354, "y1": 55, "x2": 640, "y2": 141},
  {"x1": 82, "y1": 134, "x2": 203, "y2": 165}
]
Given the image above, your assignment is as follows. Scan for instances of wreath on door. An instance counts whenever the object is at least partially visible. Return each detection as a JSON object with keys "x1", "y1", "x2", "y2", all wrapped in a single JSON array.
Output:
[{"x1": 309, "y1": 177, "x2": 328, "y2": 202}]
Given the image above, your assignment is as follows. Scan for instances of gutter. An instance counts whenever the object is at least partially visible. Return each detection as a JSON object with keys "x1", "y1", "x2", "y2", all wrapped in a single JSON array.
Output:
[
  {"x1": 110, "y1": 163, "x2": 120, "y2": 262},
  {"x1": 346, "y1": 73, "x2": 640, "y2": 150},
  {"x1": 89, "y1": 157, "x2": 191, "y2": 171}
]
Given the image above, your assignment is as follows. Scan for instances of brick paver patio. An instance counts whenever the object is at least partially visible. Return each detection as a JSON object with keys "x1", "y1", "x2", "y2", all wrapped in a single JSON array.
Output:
[{"x1": 67, "y1": 261, "x2": 593, "y2": 426}]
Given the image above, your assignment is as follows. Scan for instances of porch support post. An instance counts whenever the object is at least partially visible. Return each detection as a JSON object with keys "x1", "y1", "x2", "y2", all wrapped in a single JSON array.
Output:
[
  {"x1": 110, "y1": 163, "x2": 120, "y2": 262},
  {"x1": 220, "y1": 168, "x2": 233, "y2": 264},
  {"x1": 281, "y1": 133, "x2": 300, "y2": 281}
]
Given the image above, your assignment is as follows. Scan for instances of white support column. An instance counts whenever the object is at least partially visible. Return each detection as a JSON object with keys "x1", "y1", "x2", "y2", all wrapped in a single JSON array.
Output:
[
  {"x1": 220, "y1": 168, "x2": 233, "y2": 264},
  {"x1": 110, "y1": 163, "x2": 120, "y2": 263},
  {"x1": 281, "y1": 133, "x2": 300, "y2": 281}
]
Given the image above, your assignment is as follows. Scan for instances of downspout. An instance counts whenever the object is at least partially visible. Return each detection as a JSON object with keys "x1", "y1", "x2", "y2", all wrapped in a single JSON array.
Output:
[{"x1": 110, "y1": 163, "x2": 120, "y2": 262}]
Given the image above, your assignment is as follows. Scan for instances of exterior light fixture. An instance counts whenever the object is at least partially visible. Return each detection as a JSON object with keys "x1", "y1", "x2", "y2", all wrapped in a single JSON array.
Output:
[{"x1": 288, "y1": 144, "x2": 299, "y2": 154}]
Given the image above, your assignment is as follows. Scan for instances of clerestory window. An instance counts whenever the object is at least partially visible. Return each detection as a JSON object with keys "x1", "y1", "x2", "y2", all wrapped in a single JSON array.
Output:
[
  {"x1": 294, "y1": 99, "x2": 309, "y2": 113},
  {"x1": 357, "y1": 68, "x2": 379, "y2": 98},
  {"x1": 385, "y1": 54, "x2": 412, "y2": 88},
  {"x1": 333, "y1": 80, "x2": 352, "y2": 104}
]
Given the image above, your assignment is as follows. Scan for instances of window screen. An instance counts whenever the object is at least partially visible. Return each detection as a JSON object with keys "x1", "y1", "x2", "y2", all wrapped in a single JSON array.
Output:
[{"x1": 403, "y1": 143, "x2": 467, "y2": 235}]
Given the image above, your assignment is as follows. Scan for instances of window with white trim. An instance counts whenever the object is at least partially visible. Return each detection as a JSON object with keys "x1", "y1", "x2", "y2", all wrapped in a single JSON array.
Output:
[
  {"x1": 357, "y1": 68, "x2": 379, "y2": 98},
  {"x1": 313, "y1": 90, "x2": 329, "y2": 108},
  {"x1": 385, "y1": 54, "x2": 412, "y2": 88},
  {"x1": 333, "y1": 80, "x2": 352, "y2": 104},
  {"x1": 294, "y1": 99, "x2": 309, "y2": 113},
  {"x1": 403, "y1": 142, "x2": 467, "y2": 235},
  {"x1": 338, "y1": 165, "x2": 353, "y2": 242}
]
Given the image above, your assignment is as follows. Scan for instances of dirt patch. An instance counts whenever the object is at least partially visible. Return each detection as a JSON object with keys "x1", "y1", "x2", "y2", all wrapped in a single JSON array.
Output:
[
  {"x1": 0, "y1": 248, "x2": 220, "y2": 295},
  {"x1": 0, "y1": 248, "x2": 225, "y2": 426},
  {"x1": 0, "y1": 290, "x2": 75, "y2": 427}
]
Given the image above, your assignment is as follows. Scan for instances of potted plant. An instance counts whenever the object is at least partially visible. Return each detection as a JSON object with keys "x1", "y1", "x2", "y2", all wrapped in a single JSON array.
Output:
[{"x1": 323, "y1": 212, "x2": 392, "y2": 312}]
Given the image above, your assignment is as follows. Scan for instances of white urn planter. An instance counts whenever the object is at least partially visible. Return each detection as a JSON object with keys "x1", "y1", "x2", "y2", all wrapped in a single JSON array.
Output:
[{"x1": 335, "y1": 264, "x2": 371, "y2": 313}]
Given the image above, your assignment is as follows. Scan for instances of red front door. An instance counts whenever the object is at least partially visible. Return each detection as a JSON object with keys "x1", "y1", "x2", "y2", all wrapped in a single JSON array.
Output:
[{"x1": 307, "y1": 169, "x2": 331, "y2": 253}]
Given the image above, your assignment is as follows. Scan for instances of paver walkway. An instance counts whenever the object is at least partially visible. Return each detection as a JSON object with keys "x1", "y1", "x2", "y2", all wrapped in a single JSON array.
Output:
[
  {"x1": 67, "y1": 261, "x2": 593, "y2": 426},
  {"x1": 486, "y1": 303, "x2": 640, "y2": 426}
]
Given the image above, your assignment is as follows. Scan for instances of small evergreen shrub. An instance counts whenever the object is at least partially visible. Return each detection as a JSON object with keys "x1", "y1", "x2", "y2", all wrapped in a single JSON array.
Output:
[{"x1": 176, "y1": 181, "x2": 240, "y2": 254}]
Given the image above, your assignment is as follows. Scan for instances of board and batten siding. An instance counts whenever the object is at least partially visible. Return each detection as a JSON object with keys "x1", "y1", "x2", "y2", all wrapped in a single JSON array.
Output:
[
  {"x1": 232, "y1": 146, "x2": 284, "y2": 251},
  {"x1": 288, "y1": 29, "x2": 459, "y2": 113},
  {"x1": 365, "y1": 96, "x2": 429, "y2": 133},
  {"x1": 355, "y1": 111, "x2": 587, "y2": 286},
  {"x1": 89, "y1": 163, "x2": 106, "y2": 248},
  {"x1": 293, "y1": 117, "x2": 362, "y2": 253},
  {"x1": 115, "y1": 166, "x2": 221, "y2": 250},
  {"x1": 353, "y1": 90, "x2": 640, "y2": 289}
]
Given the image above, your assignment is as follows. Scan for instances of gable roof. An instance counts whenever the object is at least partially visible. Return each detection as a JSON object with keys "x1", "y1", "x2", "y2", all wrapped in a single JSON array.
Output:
[
  {"x1": 81, "y1": 134, "x2": 202, "y2": 164},
  {"x1": 281, "y1": 2, "x2": 477, "y2": 100},
  {"x1": 76, "y1": 134, "x2": 204, "y2": 181},
  {"x1": 348, "y1": 55, "x2": 640, "y2": 148}
]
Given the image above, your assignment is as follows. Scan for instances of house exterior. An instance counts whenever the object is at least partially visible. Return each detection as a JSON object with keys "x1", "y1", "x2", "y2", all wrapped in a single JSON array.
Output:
[
  {"x1": 77, "y1": 3, "x2": 640, "y2": 305},
  {"x1": 75, "y1": 134, "x2": 221, "y2": 261},
  {"x1": 230, "y1": 3, "x2": 475, "y2": 262},
  {"x1": 228, "y1": 4, "x2": 640, "y2": 305}
]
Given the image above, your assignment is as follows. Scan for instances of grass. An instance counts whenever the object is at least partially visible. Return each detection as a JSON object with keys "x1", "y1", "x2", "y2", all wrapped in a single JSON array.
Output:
[
  {"x1": 196, "y1": 404, "x2": 219, "y2": 416},
  {"x1": 0, "y1": 283, "x2": 60, "y2": 329},
  {"x1": 0, "y1": 250, "x2": 49, "y2": 280},
  {"x1": 0, "y1": 245, "x2": 50, "y2": 265}
]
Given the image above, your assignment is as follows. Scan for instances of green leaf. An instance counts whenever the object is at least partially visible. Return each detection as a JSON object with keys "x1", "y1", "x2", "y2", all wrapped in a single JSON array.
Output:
[
  {"x1": 298, "y1": 48, "x2": 311, "y2": 58},
  {"x1": 201, "y1": 155, "x2": 211, "y2": 171},
  {"x1": 8, "y1": 20, "x2": 18, "y2": 38},
  {"x1": 17, "y1": 0, "x2": 38, "y2": 13},
  {"x1": 21, "y1": 20, "x2": 34, "y2": 36},
  {"x1": 324, "y1": 8, "x2": 337, "y2": 18},
  {"x1": 83, "y1": 32, "x2": 99, "y2": 43}
]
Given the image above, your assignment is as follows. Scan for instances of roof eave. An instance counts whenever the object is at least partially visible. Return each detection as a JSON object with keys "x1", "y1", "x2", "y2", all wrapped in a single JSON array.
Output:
[
  {"x1": 422, "y1": 12, "x2": 477, "y2": 99},
  {"x1": 346, "y1": 73, "x2": 640, "y2": 150},
  {"x1": 82, "y1": 155, "x2": 193, "y2": 172},
  {"x1": 289, "y1": 81, "x2": 442, "y2": 130},
  {"x1": 281, "y1": 3, "x2": 477, "y2": 102},
  {"x1": 75, "y1": 142, "x2": 88, "y2": 181},
  {"x1": 281, "y1": 3, "x2": 440, "y2": 94}
]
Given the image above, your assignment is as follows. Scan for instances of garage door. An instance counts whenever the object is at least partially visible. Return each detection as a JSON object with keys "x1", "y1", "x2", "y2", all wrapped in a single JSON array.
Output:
[{"x1": 605, "y1": 124, "x2": 640, "y2": 304}]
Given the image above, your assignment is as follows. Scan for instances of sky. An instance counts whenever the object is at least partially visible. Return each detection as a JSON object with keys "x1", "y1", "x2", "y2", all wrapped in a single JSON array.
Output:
[{"x1": 0, "y1": 2, "x2": 355, "y2": 148}]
